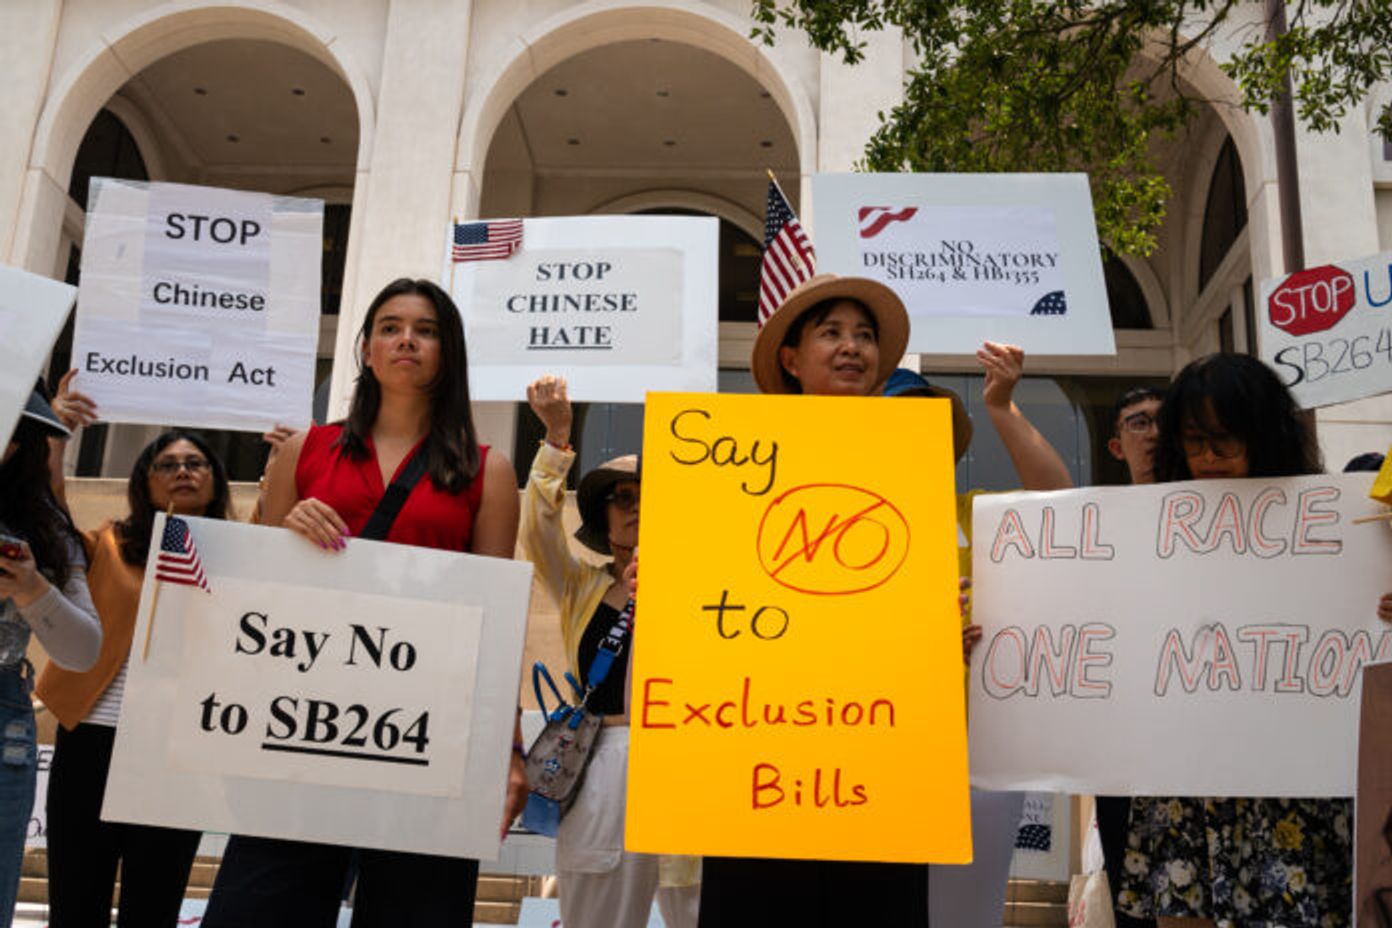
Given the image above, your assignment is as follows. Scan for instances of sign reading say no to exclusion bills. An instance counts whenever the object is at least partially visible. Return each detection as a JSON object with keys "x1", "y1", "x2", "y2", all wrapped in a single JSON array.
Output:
[
  {"x1": 814, "y1": 173, "x2": 1114, "y2": 356},
  {"x1": 1258, "y1": 250, "x2": 1392, "y2": 408},
  {"x1": 968, "y1": 475, "x2": 1392, "y2": 798},
  {"x1": 102, "y1": 516, "x2": 532, "y2": 858},
  {"x1": 72, "y1": 178, "x2": 322, "y2": 431},
  {"x1": 446, "y1": 217, "x2": 717, "y2": 402},
  {"x1": 627, "y1": 393, "x2": 971, "y2": 863}
]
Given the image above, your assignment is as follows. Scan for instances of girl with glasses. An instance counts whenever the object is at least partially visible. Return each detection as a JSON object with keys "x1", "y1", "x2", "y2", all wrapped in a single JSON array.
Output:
[
  {"x1": 0, "y1": 392, "x2": 101, "y2": 928},
  {"x1": 37, "y1": 426, "x2": 230, "y2": 928},
  {"x1": 1116, "y1": 352, "x2": 1349, "y2": 928}
]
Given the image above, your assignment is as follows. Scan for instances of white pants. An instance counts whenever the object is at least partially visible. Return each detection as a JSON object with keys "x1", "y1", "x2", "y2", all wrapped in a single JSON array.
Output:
[{"x1": 556, "y1": 727, "x2": 699, "y2": 928}]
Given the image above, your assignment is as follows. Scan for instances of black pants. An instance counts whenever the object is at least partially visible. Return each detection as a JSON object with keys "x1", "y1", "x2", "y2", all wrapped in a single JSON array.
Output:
[
  {"x1": 201, "y1": 834, "x2": 479, "y2": 928},
  {"x1": 46, "y1": 723, "x2": 201, "y2": 928},
  {"x1": 699, "y1": 857, "x2": 929, "y2": 927},
  {"x1": 1095, "y1": 795, "x2": 1156, "y2": 928}
]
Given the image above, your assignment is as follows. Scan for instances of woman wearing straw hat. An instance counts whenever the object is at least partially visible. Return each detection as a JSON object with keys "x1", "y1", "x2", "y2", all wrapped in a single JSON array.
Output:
[
  {"x1": 699, "y1": 273, "x2": 1072, "y2": 927},
  {"x1": 521, "y1": 375, "x2": 699, "y2": 928}
]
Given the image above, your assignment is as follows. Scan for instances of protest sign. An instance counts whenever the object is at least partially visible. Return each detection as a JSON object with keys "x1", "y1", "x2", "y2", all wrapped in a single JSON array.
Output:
[
  {"x1": 445, "y1": 216, "x2": 718, "y2": 402},
  {"x1": 102, "y1": 515, "x2": 532, "y2": 858},
  {"x1": 626, "y1": 393, "x2": 971, "y2": 863},
  {"x1": 1257, "y1": 250, "x2": 1392, "y2": 408},
  {"x1": 812, "y1": 173, "x2": 1114, "y2": 356},
  {"x1": 0, "y1": 265, "x2": 76, "y2": 448},
  {"x1": 1356, "y1": 661, "x2": 1392, "y2": 927},
  {"x1": 968, "y1": 474, "x2": 1392, "y2": 796},
  {"x1": 71, "y1": 178, "x2": 322, "y2": 431}
]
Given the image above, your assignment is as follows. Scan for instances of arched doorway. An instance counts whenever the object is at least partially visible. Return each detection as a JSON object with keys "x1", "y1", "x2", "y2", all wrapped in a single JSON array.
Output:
[{"x1": 29, "y1": 7, "x2": 370, "y2": 480}]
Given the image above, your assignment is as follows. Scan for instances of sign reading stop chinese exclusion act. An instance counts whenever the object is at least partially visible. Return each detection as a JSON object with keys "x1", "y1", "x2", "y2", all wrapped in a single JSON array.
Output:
[
  {"x1": 626, "y1": 393, "x2": 971, "y2": 863},
  {"x1": 1258, "y1": 251, "x2": 1392, "y2": 408},
  {"x1": 71, "y1": 178, "x2": 322, "y2": 431}
]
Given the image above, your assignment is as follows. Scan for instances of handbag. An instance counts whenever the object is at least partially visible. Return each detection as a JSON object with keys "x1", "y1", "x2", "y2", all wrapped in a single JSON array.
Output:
[{"x1": 520, "y1": 598, "x2": 633, "y2": 837}]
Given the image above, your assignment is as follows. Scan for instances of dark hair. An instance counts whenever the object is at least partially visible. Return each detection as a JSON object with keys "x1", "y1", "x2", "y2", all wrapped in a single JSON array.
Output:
[
  {"x1": 0, "y1": 419, "x2": 80, "y2": 588},
  {"x1": 778, "y1": 299, "x2": 879, "y2": 393},
  {"x1": 1153, "y1": 353, "x2": 1322, "y2": 481},
  {"x1": 1109, "y1": 386, "x2": 1164, "y2": 436},
  {"x1": 116, "y1": 431, "x2": 231, "y2": 566},
  {"x1": 339, "y1": 278, "x2": 480, "y2": 492}
]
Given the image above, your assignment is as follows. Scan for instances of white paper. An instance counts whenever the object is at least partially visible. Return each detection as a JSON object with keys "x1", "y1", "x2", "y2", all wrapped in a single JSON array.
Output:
[
  {"x1": 0, "y1": 265, "x2": 77, "y2": 448},
  {"x1": 968, "y1": 474, "x2": 1392, "y2": 796},
  {"x1": 71, "y1": 178, "x2": 322, "y2": 431},
  {"x1": 102, "y1": 516, "x2": 533, "y2": 859},
  {"x1": 445, "y1": 217, "x2": 718, "y2": 401},
  {"x1": 1257, "y1": 250, "x2": 1392, "y2": 408},
  {"x1": 813, "y1": 173, "x2": 1115, "y2": 356}
]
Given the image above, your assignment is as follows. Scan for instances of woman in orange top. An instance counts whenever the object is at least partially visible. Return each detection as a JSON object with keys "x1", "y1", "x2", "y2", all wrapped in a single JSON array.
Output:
[{"x1": 37, "y1": 428, "x2": 232, "y2": 928}]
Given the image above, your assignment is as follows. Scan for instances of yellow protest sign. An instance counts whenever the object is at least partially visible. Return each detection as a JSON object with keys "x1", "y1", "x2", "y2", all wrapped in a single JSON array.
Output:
[
  {"x1": 1370, "y1": 445, "x2": 1392, "y2": 505},
  {"x1": 626, "y1": 392, "x2": 971, "y2": 863}
]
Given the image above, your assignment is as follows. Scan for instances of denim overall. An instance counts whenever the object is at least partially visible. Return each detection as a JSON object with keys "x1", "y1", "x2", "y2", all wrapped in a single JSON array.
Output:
[{"x1": 0, "y1": 601, "x2": 38, "y2": 928}]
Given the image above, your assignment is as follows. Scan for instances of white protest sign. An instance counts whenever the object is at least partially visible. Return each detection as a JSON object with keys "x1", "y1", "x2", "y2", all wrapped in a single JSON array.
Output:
[
  {"x1": 813, "y1": 173, "x2": 1115, "y2": 356},
  {"x1": 103, "y1": 515, "x2": 533, "y2": 858},
  {"x1": 0, "y1": 265, "x2": 76, "y2": 448},
  {"x1": 968, "y1": 474, "x2": 1392, "y2": 797},
  {"x1": 1257, "y1": 251, "x2": 1392, "y2": 408},
  {"x1": 71, "y1": 178, "x2": 322, "y2": 431},
  {"x1": 445, "y1": 216, "x2": 717, "y2": 401}
]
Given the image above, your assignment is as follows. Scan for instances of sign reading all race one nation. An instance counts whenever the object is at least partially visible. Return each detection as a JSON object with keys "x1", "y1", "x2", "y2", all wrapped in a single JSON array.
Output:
[
  {"x1": 813, "y1": 173, "x2": 1115, "y2": 357},
  {"x1": 0, "y1": 264, "x2": 76, "y2": 447},
  {"x1": 71, "y1": 178, "x2": 323, "y2": 432},
  {"x1": 102, "y1": 515, "x2": 533, "y2": 858},
  {"x1": 626, "y1": 393, "x2": 971, "y2": 863},
  {"x1": 1257, "y1": 249, "x2": 1392, "y2": 408},
  {"x1": 446, "y1": 216, "x2": 718, "y2": 402},
  {"x1": 968, "y1": 474, "x2": 1392, "y2": 797}
]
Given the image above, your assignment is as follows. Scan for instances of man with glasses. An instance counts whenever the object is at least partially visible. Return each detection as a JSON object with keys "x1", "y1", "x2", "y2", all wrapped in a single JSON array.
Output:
[{"x1": 1092, "y1": 385, "x2": 1166, "y2": 928}]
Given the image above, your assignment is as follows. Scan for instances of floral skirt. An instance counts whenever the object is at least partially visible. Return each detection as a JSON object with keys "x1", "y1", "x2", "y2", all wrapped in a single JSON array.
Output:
[{"x1": 1116, "y1": 796, "x2": 1352, "y2": 928}]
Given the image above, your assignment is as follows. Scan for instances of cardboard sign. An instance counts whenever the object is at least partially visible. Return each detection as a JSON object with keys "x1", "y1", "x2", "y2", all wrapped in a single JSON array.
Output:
[
  {"x1": 445, "y1": 217, "x2": 718, "y2": 401},
  {"x1": 71, "y1": 178, "x2": 322, "y2": 431},
  {"x1": 1258, "y1": 250, "x2": 1392, "y2": 408},
  {"x1": 813, "y1": 173, "x2": 1115, "y2": 356},
  {"x1": 0, "y1": 265, "x2": 77, "y2": 448},
  {"x1": 102, "y1": 516, "x2": 533, "y2": 858},
  {"x1": 968, "y1": 475, "x2": 1392, "y2": 796},
  {"x1": 627, "y1": 393, "x2": 971, "y2": 863}
]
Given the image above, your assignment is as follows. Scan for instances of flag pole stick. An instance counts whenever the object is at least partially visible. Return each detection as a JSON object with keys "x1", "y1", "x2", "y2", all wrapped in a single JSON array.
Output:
[
  {"x1": 140, "y1": 504, "x2": 174, "y2": 663},
  {"x1": 1352, "y1": 510, "x2": 1392, "y2": 525}
]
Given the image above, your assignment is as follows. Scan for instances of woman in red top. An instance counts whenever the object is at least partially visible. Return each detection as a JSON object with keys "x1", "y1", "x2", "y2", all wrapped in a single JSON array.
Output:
[{"x1": 203, "y1": 278, "x2": 523, "y2": 928}]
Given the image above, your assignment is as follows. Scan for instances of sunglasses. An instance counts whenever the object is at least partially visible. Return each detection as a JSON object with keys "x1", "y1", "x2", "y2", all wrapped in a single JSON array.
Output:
[{"x1": 605, "y1": 488, "x2": 640, "y2": 511}]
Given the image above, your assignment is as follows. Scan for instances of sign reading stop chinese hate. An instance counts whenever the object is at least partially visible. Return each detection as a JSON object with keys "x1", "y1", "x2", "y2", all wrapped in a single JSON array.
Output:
[{"x1": 1257, "y1": 251, "x2": 1392, "y2": 408}]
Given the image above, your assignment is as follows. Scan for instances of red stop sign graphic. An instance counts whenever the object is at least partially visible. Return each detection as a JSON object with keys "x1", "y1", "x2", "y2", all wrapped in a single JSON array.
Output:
[{"x1": 1268, "y1": 264, "x2": 1357, "y2": 336}]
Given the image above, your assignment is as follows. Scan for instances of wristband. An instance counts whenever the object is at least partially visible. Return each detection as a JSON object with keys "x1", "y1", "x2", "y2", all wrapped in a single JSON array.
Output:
[{"x1": 543, "y1": 438, "x2": 572, "y2": 452}]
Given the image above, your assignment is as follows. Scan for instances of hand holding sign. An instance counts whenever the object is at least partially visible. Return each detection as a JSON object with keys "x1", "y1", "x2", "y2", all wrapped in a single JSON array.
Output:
[{"x1": 49, "y1": 370, "x2": 97, "y2": 431}]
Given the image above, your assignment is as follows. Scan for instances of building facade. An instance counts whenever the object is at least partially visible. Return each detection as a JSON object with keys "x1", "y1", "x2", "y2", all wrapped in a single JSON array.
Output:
[{"x1": 2, "y1": 0, "x2": 1389, "y2": 483}]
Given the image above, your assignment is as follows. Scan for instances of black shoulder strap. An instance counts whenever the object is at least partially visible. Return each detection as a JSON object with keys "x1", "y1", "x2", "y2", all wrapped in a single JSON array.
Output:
[{"x1": 358, "y1": 450, "x2": 429, "y2": 541}]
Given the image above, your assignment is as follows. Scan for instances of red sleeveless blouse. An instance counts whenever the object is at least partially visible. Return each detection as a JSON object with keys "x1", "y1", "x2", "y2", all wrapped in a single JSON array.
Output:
[{"x1": 295, "y1": 423, "x2": 489, "y2": 552}]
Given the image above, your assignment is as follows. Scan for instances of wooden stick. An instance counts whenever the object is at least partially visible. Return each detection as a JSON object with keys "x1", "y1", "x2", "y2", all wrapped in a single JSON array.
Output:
[
  {"x1": 140, "y1": 504, "x2": 174, "y2": 663},
  {"x1": 1352, "y1": 510, "x2": 1392, "y2": 525}
]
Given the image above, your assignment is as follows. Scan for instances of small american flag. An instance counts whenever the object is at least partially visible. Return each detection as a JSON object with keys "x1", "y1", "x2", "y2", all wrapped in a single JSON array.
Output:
[
  {"x1": 155, "y1": 516, "x2": 209, "y2": 591},
  {"x1": 451, "y1": 219, "x2": 523, "y2": 262},
  {"x1": 758, "y1": 181, "x2": 816, "y2": 324},
  {"x1": 1030, "y1": 290, "x2": 1068, "y2": 316}
]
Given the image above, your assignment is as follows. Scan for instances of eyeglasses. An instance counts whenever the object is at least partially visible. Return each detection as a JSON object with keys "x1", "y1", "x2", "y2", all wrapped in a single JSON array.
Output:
[
  {"x1": 151, "y1": 457, "x2": 210, "y2": 476},
  {"x1": 1181, "y1": 431, "x2": 1245, "y2": 459},
  {"x1": 605, "y1": 488, "x2": 640, "y2": 511},
  {"x1": 1119, "y1": 412, "x2": 1157, "y2": 435}
]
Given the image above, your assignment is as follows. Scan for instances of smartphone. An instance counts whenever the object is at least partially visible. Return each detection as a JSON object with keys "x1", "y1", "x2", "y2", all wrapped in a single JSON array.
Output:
[{"x1": 0, "y1": 534, "x2": 23, "y2": 562}]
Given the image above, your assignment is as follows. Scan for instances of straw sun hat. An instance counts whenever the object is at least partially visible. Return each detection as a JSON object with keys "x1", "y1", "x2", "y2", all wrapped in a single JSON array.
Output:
[{"x1": 749, "y1": 274, "x2": 910, "y2": 395}]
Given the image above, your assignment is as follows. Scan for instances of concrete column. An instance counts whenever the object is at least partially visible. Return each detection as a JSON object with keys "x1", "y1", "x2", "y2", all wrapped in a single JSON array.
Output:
[
  {"x1": 815, "y1": 28, "x2": 904, "y2": 173},
  {"x1": 1296, "y1": 112, "x2": 1380, "y2": 266},
  {"x1": 0, "y1": 1, "x2": 61, "y2": 266},
  {"x1": 329, "y1": 0, "x2": 475, "y2": 419}
]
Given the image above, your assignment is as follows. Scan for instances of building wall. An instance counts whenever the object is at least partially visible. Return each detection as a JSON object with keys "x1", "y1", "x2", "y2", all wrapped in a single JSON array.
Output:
[{"x1": 0, "y1": 0, "x2": 1388, "y2": 468}]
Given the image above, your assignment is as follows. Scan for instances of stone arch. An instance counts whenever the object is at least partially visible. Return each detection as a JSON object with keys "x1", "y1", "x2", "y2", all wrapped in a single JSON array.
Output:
[
  {"x1": 14, "y1": 1, "x2": 375, "y2": 271},
  {"x1": 592, "y1": 189, "x2": 763, "y2": 240},
  {"x1": 453, "y1": 0, "x2": 815, "y2": 218}
]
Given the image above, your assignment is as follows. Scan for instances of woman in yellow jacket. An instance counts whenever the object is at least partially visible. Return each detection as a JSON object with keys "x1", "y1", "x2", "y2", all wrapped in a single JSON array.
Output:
[{"x1": 521, "y1": 375, "x2": 698, "y2": 928}]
